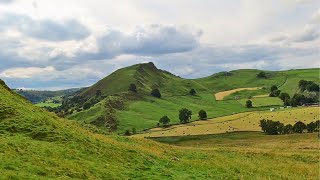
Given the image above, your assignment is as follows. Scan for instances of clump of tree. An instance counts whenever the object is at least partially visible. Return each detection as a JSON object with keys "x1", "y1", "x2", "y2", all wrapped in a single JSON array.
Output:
[
  {"x1": 246, "y1": 100, "x2": 253, "y2": 108},
  {"x1": 299, "y1": 80, "x2": 319, "y2": 92},
  {"x1": 257, "y1": 72, "x2": 268, "y2": 79},
  {"x1": 269, "y1": 85, "x2": 281, "y2": 97},
  {"x1": 151, "y1": 89, "x2": 161, "y2": 98},
  {"x1": 189, "y1": 89, "x2": 196, "y2": 96},
  {"x1": 260, "y1": 119, "x2": 319, "y2": 135},
  {"x1": 179, "y1": 108, "x2": 192, "y2": 124},
  {"x1": 129, "y1": 83, "x2": 137, "y2": 92},
  {"x1": 159, "y1": 116, "x2": 170, "y2": 126},
  {"x1": 198, "y1": 110, "x2": 207, "y2": 120}
]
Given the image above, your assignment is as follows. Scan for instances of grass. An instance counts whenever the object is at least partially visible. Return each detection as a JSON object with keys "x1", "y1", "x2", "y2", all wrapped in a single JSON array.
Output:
[
  {"x1": 238, "y1": 97, "x2": 283, "y2": 107},
  {"x1": 1, "y1": 79, "x2": 319, "y2": 179},
  {"x1": 135, "y1": 107, "x2": 319, "y2": 138},
  {"x1": 115, "y1": 93, "x2": 273, "y2": 132},
  {"x1": 36, "y1": 102, "x2": 61, "y2": 108},
  {"x1": 214, "y1": 87, "x2": 261, "y2": 100}
]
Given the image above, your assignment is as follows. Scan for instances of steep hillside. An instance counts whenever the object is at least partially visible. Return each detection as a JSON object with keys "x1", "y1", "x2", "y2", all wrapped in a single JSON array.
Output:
[{"x1": 0, "y1": 79, "x2": 318, "y2": 179}]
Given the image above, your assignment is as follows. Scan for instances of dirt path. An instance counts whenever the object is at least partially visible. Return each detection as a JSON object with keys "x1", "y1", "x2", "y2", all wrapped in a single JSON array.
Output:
[{"x1": 214, "y1": 87, "x2": 261, "y2": 100}]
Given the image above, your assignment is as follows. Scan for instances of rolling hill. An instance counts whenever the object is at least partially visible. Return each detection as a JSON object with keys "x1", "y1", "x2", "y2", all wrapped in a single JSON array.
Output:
[
  {"x1": 0, "y1": 79, "x2": 318, "y2": 179},
  {"x1": 53, "y1": 63, "x2": 319, "y2": 133}
]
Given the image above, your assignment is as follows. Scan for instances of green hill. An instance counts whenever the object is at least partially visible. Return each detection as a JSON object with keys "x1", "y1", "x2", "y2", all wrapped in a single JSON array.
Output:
[
  {"x1": 58, "y1": 64, "x2": 319, "y2": 132},
  {"x1": 0, "y1": 79, "x2": 318, "y2": 179}
]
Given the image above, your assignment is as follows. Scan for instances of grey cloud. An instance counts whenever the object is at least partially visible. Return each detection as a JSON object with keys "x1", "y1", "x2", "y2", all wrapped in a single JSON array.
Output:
[
  {"x1": 293, "y1": 25, "x2": 319, "y2": 42},
  {"x1": 0, "y1": 13, "x2": 90, "y2": 41}
]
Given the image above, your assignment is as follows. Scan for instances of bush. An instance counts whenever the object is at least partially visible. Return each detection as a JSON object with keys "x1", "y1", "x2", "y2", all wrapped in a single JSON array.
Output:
[
  {"x1": 132, "y1": 128, "x2": 137, "y2": 134},
  {"x1": 83, "y1": 102, "x2": 91, "y2": 110},
  {"x1": 151, "y1": 89, "x2": 161, "y2": 98},
  {"x1": 279, "y1": 93, "x2": 290, "y2": 101},
  {"x1": 124, "y1": 130, "x2": 130, "y2": 136},
  {"x1": 270, "y1": 85, "x2": 278, "y2": 92},
  {"x1": 257, "y1": 72, "x2": 267, "y2": 78},
  {"x1": 179, "y1": 108, "x2": 192, "y2": 124},
  {"x1": 189, "y1": 89, "x2": 196, "y2": 96},
  {"x1": 246, "y1": 100, "x2": 253, "y2": 108},
  {"x1": 293, "y1": 121, "x2": 307, "y2": 133},
  {"x1": 198, "y1": 110, "x2": 207, "y2": 120},
  {"x1": 269, "y1": 90, "x2": 281, "y2": 97},
  {"x1": 129, "y1": 83, "x2": 137, "y2": 92},
  {"x1": 159, "y1": 116, "x2": 170, "y2": 125}
]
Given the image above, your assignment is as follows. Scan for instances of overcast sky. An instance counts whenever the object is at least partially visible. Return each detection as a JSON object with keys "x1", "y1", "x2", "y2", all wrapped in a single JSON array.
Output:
[{"x1": 0, "y1": 0, "x2": 319, "y2": 90}]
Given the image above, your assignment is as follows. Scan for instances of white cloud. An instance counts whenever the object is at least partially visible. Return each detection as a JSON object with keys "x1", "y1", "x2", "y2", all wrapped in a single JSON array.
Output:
[{"x1": 0, "y1": 66, "x2": 55, "y2": 78}]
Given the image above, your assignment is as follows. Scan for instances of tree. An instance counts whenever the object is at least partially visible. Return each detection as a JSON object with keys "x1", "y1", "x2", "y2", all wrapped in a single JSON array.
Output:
[
  {"x1": 270, "y1": 85, "x2": 278, "y2": 92},
  {"x1": 283, "y1": 124, "x2": 293, "y2": 134},
  {"x1": 179, "y1": 108, "x2": 192, "y2": 124},
  {"x1": 83, "y1": 102, "x2": 91, "y2": 110},
  {"x1": 306, "y1": 83, "x2": 319, "y2": 92},
  {"x1": 246, "y1": 100, "x2": 253, "y2": 108},
  {"x1": 151, "y1": 89, "x2": 161, "y2": 98},
  {"x1": 279, "y1": 93, "x2": 290, "y2": 101},
  {"x1": 198, "y1": 110, "x2": 207, "y2": 120},
  {"x1": 189, "y1": 89, "x2": 196, "y2": 96},
  {"x1": 306, "y1": 122, "x2": 317, "y2": 133},
  {"x1": 159, "y1": 116, "x2": 170, "y2": 126},
  {"x1": 128, "y1": 83, "x2": 137, "y2": 92},
  {"x1": 293, "y1": 121, "x2": 307, "y2": 133},
  {"x1": 291, "y1": 94, "x2": 306, "y2": 106},
  {"x1": 259, "y1": 119, "x2": 284, "y2": 135},
  {"x1": 257, "y1": 72, "x2": 267, "y2": 78},
  {"x1": 298, "y1": 80, "x2": 314, "y2": 92},
  {"x1": 269, "y1": 90, "x2": 281, "y2": 97}
]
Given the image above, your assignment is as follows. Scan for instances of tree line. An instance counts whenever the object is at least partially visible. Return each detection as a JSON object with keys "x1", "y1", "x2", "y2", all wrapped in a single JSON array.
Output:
[{"x1": 260, "y1": 119, "x2": 319, "y2": 135}]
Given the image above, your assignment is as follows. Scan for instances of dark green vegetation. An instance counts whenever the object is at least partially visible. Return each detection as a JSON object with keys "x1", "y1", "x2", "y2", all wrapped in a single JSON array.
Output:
[
  {"x1": 259, "y1": 119, "x2": 319, "y2": 135},
  {"x1": 46, "y1": 63, "x2": 318, "y2": 133}
]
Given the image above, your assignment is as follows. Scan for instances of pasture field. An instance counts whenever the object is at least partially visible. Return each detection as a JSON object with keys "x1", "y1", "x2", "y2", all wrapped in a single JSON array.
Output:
[
  {"x1": 214, "y1": 87, "x2": 261, "y2": 100},
  {"x1": 238, "y1": 97, "x2": 283, "y2": 107},
  {"x1": 135, "y1": 107, "x2": 319, "y2": 138},
  {"x1": 114, "y1": 93, "x2": 274, "y2": 132},
  {"x1": 35, "y1": 102, "x2": 61, "y2": 108}
]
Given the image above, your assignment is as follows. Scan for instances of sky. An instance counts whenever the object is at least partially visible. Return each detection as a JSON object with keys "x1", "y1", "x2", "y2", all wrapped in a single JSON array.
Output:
[{"x1": 0, "y1": 0, "x2": 319, "y2": 90}]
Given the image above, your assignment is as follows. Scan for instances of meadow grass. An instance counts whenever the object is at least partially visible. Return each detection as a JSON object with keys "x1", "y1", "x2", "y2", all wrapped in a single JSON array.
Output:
[{"x1": 135, "y1": 107, "x2": 319, "y2": 137}]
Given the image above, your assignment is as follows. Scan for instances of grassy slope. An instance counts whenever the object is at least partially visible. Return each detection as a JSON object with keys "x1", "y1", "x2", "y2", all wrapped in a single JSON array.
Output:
[
  {"x1": 1, "y1": 80, "x2": 319, "y2": 179},
  {"x1": 67, "y1": 65, "x2": 318, "y2": 132}
]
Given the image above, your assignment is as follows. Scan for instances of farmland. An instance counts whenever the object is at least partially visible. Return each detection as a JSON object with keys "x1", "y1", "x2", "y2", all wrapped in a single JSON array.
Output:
[{"x1": 135, "y1": 107, "x2": 319, "y2": 138}]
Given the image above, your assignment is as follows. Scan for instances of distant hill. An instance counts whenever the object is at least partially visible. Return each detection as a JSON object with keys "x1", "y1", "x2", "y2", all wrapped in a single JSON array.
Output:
[
  {"x1": 80, "y1": 62, "x2": 207, "y2": 99},
  {"x1": 14, "y1": 88, "x2": 82, "y2": 104},
  {"x1": 52, "y1": 63, "x2": 319, "y2": 133}
]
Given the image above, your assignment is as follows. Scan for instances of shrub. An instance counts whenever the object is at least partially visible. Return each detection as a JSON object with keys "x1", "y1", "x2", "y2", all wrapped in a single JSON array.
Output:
[
  {"x1": 293, "y1": 121, "x2": 307, "y2": 133},
  {"x1": 124, "y1": 130, "x2": 130, "y2": 136},
  {"x1": 129, "y1": 83, "x2": 137, "y2": 92},
  {"x1": 246, "y1": 100, "x2": 253, "y2": 108},
  {"x1": 198, "y1": 110, "x2": 207, "y2": 120},
  {"x1": 270, "y1": 85, "x2": 278, "y2": 92},
  {"x1": 159, "y1": 116, "x2": 170, "y2": 126},
  {"x1": 189, "y1": 89, "x2": 196, "y2": 96},
  {"x1": 151, "y1": 89, "x2": 161, "y2": 98}
]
